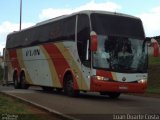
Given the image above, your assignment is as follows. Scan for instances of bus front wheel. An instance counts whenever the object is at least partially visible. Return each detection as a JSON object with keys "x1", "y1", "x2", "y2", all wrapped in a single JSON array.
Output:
[
  {"x1": 64, "y1": 74, "x2": 79, "y2": 97},
  {"x1": 20, "y1": 73, "x2": 29, "y2": 89}
]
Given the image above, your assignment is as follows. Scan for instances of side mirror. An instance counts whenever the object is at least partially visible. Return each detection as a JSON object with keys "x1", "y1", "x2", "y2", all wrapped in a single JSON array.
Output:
[
  {"x1": 90, "y1": 31, "x2": 98, "y2": 52},
  {"x1": 151, "y1": 38, "x2": 159, "y2": 57}
]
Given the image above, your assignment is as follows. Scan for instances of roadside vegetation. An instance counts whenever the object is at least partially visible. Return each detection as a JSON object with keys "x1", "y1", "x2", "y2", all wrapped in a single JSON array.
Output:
[
  {"x1": 0, "y1": 93, "x2": 60, "y2": 120},
  {"x1": 0, "y1": 66, "x2": 3, "y2": 84},
  {"x1": 149, "y1": 55, "x2": 160, "y2": 65},
  {"x1": 148, "y1": 55, "x2": 160, "y2": 94},
  {"x1": 0, "y1": 93, "x2": 41, "y2": 120},
  {"x1": 0, "y1": 66, "x2": 58, "y2": 120}
]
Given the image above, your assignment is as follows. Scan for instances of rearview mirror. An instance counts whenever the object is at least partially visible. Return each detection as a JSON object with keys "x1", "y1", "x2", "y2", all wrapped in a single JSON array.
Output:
[
  {"x1": 151, "y1": 38, "x2": 159, "y2": 57},
  {"x1": 90, "y1": 31, "x2": 97, "y2": 52}
]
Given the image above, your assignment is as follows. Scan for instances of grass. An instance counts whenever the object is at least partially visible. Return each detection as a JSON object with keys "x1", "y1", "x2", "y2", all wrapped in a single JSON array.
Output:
[
  {"x1": 0, "y1": 69, "x2": 59, "y2": 120},
  {"x1": 0, "y1": 66, "x2": 3, "y2": 84},
  {"x1": 147, "y1": 55, "x2": 160, "y2": 94},
  {"x1": 0, "y1": 93, "x2": 59, "y2": 120},
  {"x1": 0, "y1": 93, "x2": 43, "y2": 120},
  {"x1": 146, "y1": 86, "x2": 160, "y2": 94},
  {"x1": 149, "y1": 55, "x2": 160, "y2": 65},
  {"x1": 0, "y1": 68, "x2": 41, "y2": 119}
]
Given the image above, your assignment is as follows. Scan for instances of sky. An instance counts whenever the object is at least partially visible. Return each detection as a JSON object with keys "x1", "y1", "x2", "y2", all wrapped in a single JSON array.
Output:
[{"x1": 0, "y1": 0, "x2": 160, "y2": 54}]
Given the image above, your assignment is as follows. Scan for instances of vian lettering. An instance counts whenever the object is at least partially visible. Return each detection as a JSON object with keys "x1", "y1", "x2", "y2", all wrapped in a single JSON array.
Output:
[{"x1": 26, "y1": 49, "x2": 40, "y2": 56}]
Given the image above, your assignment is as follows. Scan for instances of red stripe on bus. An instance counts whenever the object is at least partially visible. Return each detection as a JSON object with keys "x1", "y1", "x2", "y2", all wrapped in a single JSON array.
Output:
[
  {"x1": 43, "y1": 44, "x2": 79, "y2": 89},
  {"x1": 9, "y1": 50, "x2": 21, "y2": 74}
]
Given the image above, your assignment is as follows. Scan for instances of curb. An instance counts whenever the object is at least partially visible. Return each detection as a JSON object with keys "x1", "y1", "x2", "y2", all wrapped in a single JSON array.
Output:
[{"x1": 0, "y1": 91, "x2": 79, "y2": 120}]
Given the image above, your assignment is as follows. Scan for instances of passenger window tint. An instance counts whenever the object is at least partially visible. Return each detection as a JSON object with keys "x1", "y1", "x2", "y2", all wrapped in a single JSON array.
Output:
[{"x1": 6, "y1": 16, "x2": 76, "y2": 49}]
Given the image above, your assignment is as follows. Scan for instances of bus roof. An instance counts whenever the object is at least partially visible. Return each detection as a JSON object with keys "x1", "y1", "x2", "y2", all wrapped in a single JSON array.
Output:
[
  {"x1": 7, "y1": 10, "x2": 140, "y2": 36},
  {"x1": 36, "y1": 10, "x2": 139, "y2": 26}
]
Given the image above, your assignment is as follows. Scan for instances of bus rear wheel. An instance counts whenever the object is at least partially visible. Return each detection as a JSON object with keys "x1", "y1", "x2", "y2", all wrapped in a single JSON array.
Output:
[
  {"x1": 20, "y1": 73, "x2": 29, "y2": 89},
  {"x1": 13, "y1": 73, "x2": 20, "y2": 89},
  {"x1": 64, "y1": 74, "x2": 79, "y2": 97}
]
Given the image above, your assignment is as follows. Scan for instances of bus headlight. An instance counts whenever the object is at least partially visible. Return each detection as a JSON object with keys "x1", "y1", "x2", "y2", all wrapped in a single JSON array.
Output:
[
  {"x1": 138, "y1": 79, "x2": 146, "y2": 84},
  {"x1": 93, "y1": 76, "x2": 109, "y2": 81}
]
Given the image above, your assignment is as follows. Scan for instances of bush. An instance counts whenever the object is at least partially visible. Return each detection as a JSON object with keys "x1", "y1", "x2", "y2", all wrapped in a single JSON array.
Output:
[{"x1": 149, "y1": 55, "x2": 160, "y2": 65}]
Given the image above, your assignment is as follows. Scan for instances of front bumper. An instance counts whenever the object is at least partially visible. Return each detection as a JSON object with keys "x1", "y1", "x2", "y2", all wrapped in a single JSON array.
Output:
[{"x1": 90, "y1": 79, "x2": 147, "y2": 93}]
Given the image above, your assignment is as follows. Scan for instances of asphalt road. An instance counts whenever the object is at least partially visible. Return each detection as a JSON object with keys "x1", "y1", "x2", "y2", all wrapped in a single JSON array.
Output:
[{"x1": 0, "y1": 85, "x2": 160, "y2": 120}]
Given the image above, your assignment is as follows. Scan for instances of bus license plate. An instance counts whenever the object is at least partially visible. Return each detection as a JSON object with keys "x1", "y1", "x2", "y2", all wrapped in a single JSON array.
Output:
[{"x1": 119, "y1": 86, "x2": 128, "y2": 90}]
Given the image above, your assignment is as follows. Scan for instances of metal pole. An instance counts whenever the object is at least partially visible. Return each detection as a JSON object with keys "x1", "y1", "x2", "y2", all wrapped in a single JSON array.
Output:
[{"x1": 20, "y1": 0, "x2": 22, "y2": 30}]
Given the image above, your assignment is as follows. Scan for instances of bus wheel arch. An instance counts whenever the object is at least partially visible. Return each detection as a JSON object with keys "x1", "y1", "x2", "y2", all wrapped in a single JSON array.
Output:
[{"x1": 63, "y1": 71, "x2": 79, "y2": 97}]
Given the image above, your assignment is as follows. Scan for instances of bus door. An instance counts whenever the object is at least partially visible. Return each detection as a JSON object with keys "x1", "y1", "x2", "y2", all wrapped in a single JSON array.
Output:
[{"x1": 77, "y1": 14, "x2": 91, "y2": 90}]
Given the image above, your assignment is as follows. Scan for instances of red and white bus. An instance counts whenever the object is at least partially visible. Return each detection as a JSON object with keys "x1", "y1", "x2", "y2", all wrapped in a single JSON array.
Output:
[{"x1": 4, "y1": 10, "x2": 158, "y2": 98}]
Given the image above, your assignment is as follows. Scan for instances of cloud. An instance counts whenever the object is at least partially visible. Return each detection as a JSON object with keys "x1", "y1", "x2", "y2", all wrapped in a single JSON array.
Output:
[
  {"x1": 39, "y1": 1, "x2": 121, "y2": 20},
  {"x1": 0, "y1": 1, "x2": 121, "y2": 54},
  {"x1": 39, "y1": 8, "x2": 72, "y2": 20},
  {"x1": 75, "y1": 1, "x2": 121, "y2": 12},
  {"x1": 0, "y1": 21, "x2": 34, "y2": 54},
  {"x1": 138, "y1": 6, "x2": 160, "y2": 37},
  {"x1": 39, "y1": 1, "x2": 160, "y2": 37},
  {"x1": 0, "y1": 21, "x2": 34, "y2": 35}
]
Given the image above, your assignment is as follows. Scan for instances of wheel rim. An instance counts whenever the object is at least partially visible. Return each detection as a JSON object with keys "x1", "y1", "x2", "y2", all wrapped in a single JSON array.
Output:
[
  {"x1": 64, "y1": 74, "x2": 79, "y2": 97},
  {"x1": 20, "y1": 74, "x2": 28, "y2": 89},
  {"x1": 14, "y1": 79, "x2": 18, "y2": 86},
  {"x1": 66, "y1": 79, "x2": 74, "y2": 95},
  {"x1": 64, "y1": 75, "x2": 75, "y2": 96},
  {"x1": 14, "y1": 74, "x2": 19, "y2": 89}
]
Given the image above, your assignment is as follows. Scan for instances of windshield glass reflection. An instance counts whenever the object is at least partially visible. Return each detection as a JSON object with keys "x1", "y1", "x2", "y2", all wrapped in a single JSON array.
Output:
[{"x1": 93, "y1": 35, "x2": 148, "y2": 73}]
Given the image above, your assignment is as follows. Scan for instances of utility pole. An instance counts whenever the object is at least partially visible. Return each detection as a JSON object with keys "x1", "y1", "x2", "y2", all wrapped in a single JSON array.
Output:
[{"x1": 20, "y1": 0, "x2": 22, "y2": 30}]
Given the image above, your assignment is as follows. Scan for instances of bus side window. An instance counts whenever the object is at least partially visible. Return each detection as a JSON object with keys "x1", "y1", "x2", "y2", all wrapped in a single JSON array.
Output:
[{"x1": 77, "y1": 14, "x2": 90, "y2": 67}]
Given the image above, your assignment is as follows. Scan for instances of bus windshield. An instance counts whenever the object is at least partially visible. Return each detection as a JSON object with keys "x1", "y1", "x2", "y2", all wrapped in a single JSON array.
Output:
[{"x1": 91, "y1": 13, "x2": 147, "y2": 73}]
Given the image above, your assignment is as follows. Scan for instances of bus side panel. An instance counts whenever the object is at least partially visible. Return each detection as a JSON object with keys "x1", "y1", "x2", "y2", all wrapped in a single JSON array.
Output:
[
  {"x1": 7, "y1": 42, "x2": 91, "y2": 91},
  {"x1": 8, "y1": 49, "x2": 20, "y2": 72},
  {"x1": 4, "y1": 49, "x2": 15, "y2": 84},
  {"x1": 55, "y1": 42, "x2": 90, "y2": 91},
  {"x1": 21, "y1": 45, "x2": 61, "y2": 87}
]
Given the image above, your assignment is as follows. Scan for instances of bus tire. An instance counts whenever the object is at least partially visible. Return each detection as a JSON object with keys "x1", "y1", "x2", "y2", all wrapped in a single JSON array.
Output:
[
  {"x1": 13, "y1": 73, "x2": 20, "y2": 89},
  {"x1": 107, "y1": 92, "x2": 121, "y2": 99},
  {"x1": 64, "y1": 74, "x2": 79, "y2": 97},
  {"x1": 20, "y1": 72, "x2": 29, "y2": 89}
]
